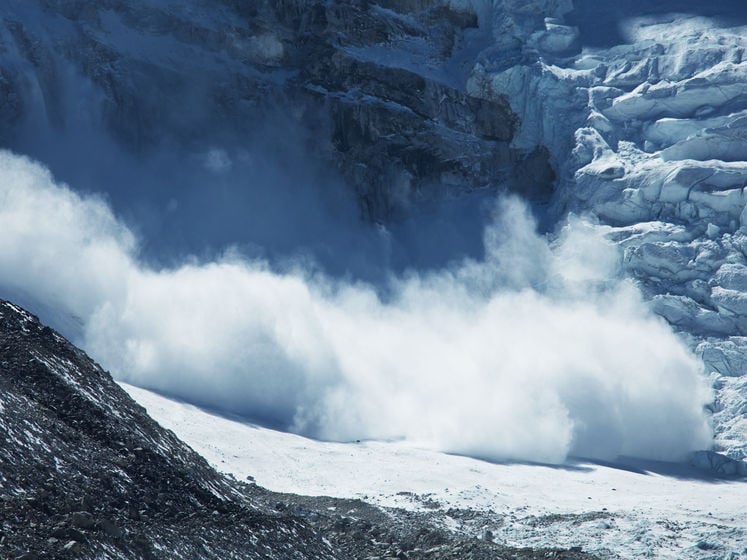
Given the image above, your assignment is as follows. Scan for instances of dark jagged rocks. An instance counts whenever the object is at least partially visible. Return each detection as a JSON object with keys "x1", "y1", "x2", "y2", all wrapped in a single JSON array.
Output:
[
  {"x1": 0, "y1": 0, "x2": 535, "y2": 224},
  {"x1": 0, "y1": 299, "x2": 599, "y2": 559},
  {"x1": 0, "y1": 299, "x2": 337, "y2": 559}
]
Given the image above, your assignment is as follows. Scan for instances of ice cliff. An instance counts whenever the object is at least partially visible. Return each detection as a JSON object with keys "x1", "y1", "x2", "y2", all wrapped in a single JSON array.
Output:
[{"x1": 466, "y1": 1, "x2": 747, "y2": 458}]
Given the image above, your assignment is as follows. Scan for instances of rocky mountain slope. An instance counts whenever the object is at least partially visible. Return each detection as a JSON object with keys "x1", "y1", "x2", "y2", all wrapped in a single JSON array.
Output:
[
  {"x1": 0, "y1": 0, "x2": 531, "y2": 233},
  {"x1": 0, "y1": 298, "x2": 338, "y2": 559},
  {"x1": 0, "y1": 299, "x2": 602, "y2": 559}
]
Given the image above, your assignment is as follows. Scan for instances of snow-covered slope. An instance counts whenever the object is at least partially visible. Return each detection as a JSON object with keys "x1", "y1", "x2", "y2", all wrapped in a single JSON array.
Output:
[{"x1": 123, "y1": 382, "x2": 747, "y2": 560}]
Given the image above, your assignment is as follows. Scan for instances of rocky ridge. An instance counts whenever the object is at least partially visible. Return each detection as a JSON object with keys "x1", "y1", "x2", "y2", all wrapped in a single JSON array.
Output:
[
  {"x1": 0, "y1": 299, "x2": 338, "y2": 559},
  {"x1": 0, "y1": 0, "x2": 534, "y2": 227}
]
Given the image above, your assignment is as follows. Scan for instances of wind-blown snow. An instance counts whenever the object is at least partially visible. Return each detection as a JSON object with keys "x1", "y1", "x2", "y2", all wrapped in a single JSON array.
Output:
[{"x1": 0, "y1": 150, "x2": 712, "y2": 463}]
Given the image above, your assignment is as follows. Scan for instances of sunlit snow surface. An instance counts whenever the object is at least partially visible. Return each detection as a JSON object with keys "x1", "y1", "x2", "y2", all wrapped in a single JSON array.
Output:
[{"x1": 122, "y1": 383, "x2": 747, "y2": 560}]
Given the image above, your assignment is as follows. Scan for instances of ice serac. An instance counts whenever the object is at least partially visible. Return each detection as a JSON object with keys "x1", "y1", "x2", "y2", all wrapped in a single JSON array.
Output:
[{"x1": 466, "y1": 6, "x2": 747, "y2": 460}]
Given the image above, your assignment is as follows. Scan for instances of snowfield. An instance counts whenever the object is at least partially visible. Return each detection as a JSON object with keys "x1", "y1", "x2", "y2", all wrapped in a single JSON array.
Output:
[{"x1": 122, "y1": 383, "x2": 747, "y2": 560}]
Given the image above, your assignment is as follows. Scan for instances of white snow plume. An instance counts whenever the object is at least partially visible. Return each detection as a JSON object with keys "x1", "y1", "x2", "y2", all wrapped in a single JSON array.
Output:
[{"x1": 0, "y1": 150, "x2": 712, "y2": 464}]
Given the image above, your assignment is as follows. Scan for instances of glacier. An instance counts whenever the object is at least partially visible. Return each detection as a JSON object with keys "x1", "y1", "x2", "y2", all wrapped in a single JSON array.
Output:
[{"x1": 464, "y1": 2, "x2": 747, "y2": 461}]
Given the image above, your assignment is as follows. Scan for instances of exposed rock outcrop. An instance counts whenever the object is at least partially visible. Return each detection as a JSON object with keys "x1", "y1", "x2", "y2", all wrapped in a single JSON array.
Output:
[
  {"x1": 0, "y1": 298, "x2": 338, "y2": 559},
  {"x1": 0, "y1": 0, "x2": 526, "y2": 223}
]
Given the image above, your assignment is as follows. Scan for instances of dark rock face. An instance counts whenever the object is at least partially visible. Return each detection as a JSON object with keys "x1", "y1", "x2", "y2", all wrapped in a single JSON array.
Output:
[
  {"x1": 0, "y1": 299, "x2": 337, "y2": 559},
  {"x1": 0, "y1": 299, "x2": 600, "y2": 559},
  {"x1": 0, "y1": 0, "x2": 522, "y2": 224},
  {"x1": 309, "y1": 53, "x2": 517, "y2": 221}
]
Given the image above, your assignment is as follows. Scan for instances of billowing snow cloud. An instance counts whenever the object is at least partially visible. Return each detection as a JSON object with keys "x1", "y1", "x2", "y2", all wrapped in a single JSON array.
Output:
[{"x1": 0, "y1": 150, "x2": 712, "y2": 463}]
